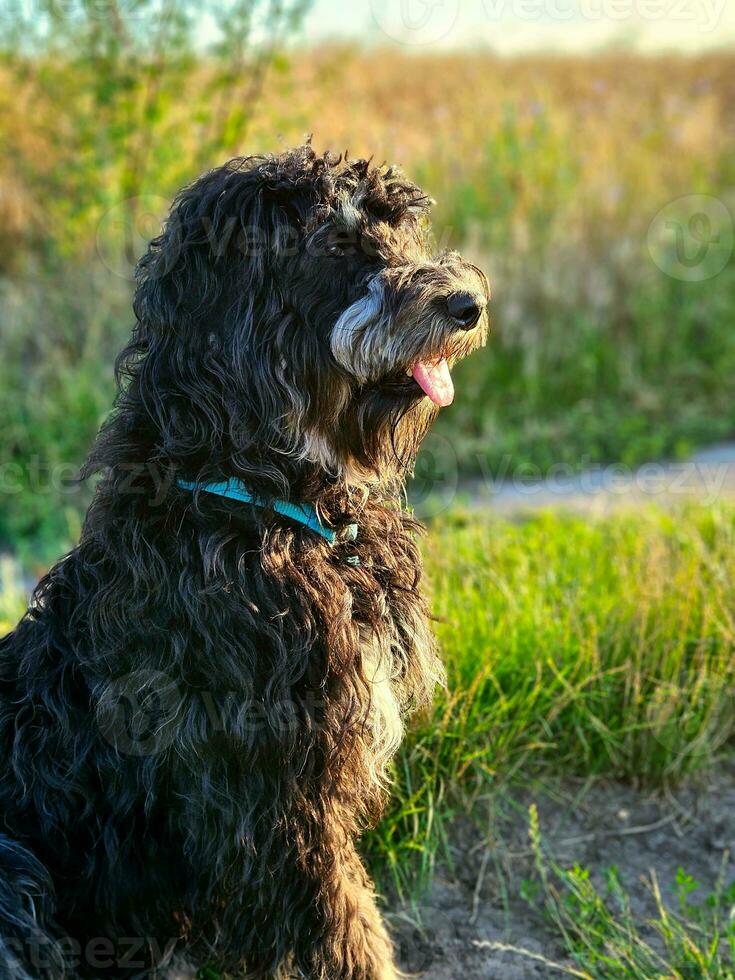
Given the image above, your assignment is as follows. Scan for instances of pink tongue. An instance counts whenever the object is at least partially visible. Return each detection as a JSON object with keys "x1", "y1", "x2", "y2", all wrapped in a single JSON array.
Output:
[{"x1": 411, "y1": 358, "x2": 454, "y2": 407}]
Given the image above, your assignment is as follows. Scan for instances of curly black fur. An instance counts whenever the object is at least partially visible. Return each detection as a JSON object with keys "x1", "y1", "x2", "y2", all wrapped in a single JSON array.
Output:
[{"x1": 0, "y1": 145, "x2": 488, "y2": 979}]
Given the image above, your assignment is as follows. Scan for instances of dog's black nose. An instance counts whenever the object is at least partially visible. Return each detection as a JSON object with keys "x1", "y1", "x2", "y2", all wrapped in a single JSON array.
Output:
[{"x1": 446, "y1": 291, "x2": 486, "y2": 330}]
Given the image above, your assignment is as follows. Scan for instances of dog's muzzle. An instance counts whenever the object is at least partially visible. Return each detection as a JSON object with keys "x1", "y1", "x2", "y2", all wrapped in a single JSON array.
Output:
[{"x1": 330, "y1": 266, "x2": 489, "y2": 407}]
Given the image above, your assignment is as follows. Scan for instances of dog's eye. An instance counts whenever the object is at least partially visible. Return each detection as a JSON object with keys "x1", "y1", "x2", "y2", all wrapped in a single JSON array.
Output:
[{"x1": 326, "y1": 242, "x2": 346, "y2": 258}]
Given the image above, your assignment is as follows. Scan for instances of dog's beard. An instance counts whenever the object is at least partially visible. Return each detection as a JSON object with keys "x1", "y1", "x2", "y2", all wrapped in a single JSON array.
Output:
[
  {"x1": 283, "y1": 263, "x2": 486, "y2": 485},
  {"x1": 324, "y1": 272, "x2": 482, "y2": 481},
  {"x1": 331, "y1": 272, "x2": 482, "y2": 402},
  {"x1": 301, "y1": 387, "x2": 437, "y2": 487},
  {"x1": 345, "y1": 387, "x2": 439, "y2": 482},
  {"x1": 331, "y1": 275, "x2": 454, "y2": 398}
]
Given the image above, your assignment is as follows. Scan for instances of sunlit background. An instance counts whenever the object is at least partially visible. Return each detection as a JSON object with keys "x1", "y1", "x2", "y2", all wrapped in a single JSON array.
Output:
[
  {"x1": 2, "y1": 0, "x2": 734, "y2": 562},
  {"x1": 1, "y1": 2, "x2": 734, "y2": 974},
  {"x1": 309, "y1": 0, "x2": 735, "y2": 50}
]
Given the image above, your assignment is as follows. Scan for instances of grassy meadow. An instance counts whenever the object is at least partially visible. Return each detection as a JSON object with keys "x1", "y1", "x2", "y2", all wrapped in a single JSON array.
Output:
[{"x1": 2, "y1": 30, "x2": 735, "y2": 977}]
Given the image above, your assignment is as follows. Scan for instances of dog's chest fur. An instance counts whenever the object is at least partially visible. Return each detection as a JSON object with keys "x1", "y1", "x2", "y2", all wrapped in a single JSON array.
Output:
[
  {"x1": 0, "y1": 486, "x2": 443, "y2": 963},
  {"x1": 185, "y1": 493, "x2": 443, "y2": 803}
]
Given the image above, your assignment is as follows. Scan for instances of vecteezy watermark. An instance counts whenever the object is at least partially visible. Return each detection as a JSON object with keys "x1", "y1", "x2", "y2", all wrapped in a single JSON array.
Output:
[
  {"x1": 95, "y1": 671, "x2": 333, "y2": 757},
  {"x1": 2, "y1": 450, "x2": 735, "y2": 514},
  {"x1": 647, "y1": 195, "x2": 734, "y2": 282},
  {"x1": 1, "y1": 933, "x2": 179, "y2": 975},
  {"x1": 96, "y1": 669, "x2": 184, "y2": 756},
  {"x1": 0, "y1": 456, "x2": 81, "y2": 497},
  {"x1": 369, "y1": 0, "x2": 460, "y2": 45},
  {"x1": 96, "y1": 195, "x2": 169, "y2": 281},
  {"x1": 368, "y1": 0, "x2": 726, "y2": 42},
  {"x1": 483, "y1": 0, "x2": 726, "y2": 31},
  {"x1": 96, "y1": 197, "x2": 452, "y2": 281},
  {"x1": 0, "y1": 459, "x2": 178, "y2": 503},
  {"x1": 469, "y1": 454, "x2": 735, "y2": 508}
]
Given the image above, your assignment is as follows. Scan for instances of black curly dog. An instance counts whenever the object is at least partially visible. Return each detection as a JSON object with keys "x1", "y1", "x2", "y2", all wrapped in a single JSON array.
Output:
[{"x1": 0, "y1": 145, "x2": 488, "y2": 979}]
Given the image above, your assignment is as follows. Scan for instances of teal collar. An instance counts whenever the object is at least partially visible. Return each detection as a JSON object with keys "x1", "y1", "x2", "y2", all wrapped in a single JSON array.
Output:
[{"x1": 176, "y1": 478, "x2": 337, "y2": 544}]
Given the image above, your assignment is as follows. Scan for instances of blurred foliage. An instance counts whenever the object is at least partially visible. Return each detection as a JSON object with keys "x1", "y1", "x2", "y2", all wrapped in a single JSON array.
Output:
[
  {"x1": 0, "y1": 0, "x2": 312, "y2": 271},
  {"x1": 1, "y1": 40, "x2": 735, "y2": 557}
]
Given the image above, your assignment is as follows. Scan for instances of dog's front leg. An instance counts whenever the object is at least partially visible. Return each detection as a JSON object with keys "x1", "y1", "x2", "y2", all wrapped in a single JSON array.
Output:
[{"x1": 293, "y1": 838, "x2": 399, "y2": 980}]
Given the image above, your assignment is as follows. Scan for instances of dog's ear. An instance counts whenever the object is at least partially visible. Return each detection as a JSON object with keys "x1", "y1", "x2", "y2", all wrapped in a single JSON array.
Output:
[
  {"x1": 127, "y1": 159, "x2": 320, "y2": 482},
  {"x1": 133, "y1": 163, "x2": 291, "y2": 335}
]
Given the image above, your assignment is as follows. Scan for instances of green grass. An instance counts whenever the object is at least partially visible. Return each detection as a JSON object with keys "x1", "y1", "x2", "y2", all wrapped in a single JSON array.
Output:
[{"x1": 366, "y1": 505, "x2": 735, "y2": 896}]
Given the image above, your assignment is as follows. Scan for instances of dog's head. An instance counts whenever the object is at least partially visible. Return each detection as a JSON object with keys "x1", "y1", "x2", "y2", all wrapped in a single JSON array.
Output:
[{"x1": 132, "y1": 145, "x2": 489, "y2": 490}]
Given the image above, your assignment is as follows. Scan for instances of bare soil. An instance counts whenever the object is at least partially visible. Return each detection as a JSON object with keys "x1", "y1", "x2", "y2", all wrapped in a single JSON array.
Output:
[{"x1": 387, "y1": 761, "x2": 735, "y2": 978}]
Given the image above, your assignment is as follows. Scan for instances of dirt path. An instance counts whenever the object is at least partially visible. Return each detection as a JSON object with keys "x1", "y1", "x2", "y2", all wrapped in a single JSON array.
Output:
[
  {"x1": 387, "y1": 762, "x2": 735, "y2": 978},
  {"x1": 414, "y1": 441, "x2": 735, "y2": 517}
]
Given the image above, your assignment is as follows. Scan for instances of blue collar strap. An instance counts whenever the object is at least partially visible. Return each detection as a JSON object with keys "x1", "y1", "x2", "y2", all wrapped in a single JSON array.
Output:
[{"x1": 176, "y1": 478, "x2": 338, "y2": 545}]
